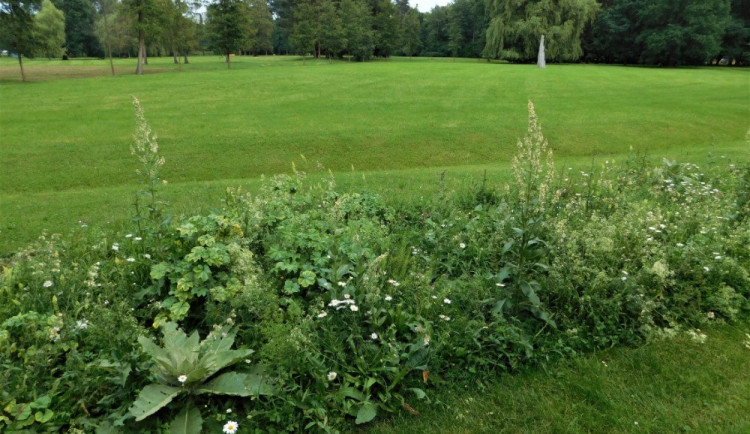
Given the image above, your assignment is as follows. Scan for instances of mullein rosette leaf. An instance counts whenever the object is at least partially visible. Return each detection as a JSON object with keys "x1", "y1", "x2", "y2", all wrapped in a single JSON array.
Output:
[{"x1": 128, "y1": 322, "x2": 273, "y2": 431}]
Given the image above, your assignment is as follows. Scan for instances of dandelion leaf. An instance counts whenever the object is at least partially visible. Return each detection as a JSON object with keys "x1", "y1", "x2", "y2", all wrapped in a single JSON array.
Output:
[{"x1": 129, "y1": 384, "x2": 181, "y2": 421}]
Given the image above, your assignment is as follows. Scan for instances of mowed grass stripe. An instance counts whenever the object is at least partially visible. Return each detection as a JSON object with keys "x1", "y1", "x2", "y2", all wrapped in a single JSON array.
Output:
[
  {"x1": 1, "y1": 57, "x2": 748, "y2": 254},
  {"x1": 2, "y1": 57, "x2": 747, "y2": 194}
]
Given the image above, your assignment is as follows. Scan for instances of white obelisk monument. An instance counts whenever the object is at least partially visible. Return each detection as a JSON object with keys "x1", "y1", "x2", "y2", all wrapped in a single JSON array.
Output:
[{"x1": 537, "y1": 35, "x2": 546, "y2": 68}]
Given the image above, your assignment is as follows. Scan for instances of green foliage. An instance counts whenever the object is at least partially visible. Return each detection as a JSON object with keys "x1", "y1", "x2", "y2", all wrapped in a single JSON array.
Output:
[
  {"x1": 0, "y1": 0, "x2": 42, "y2": 80},
  {"x1": 53, "y1": 0, "x2": 103, "y2": 57},
  {"x1": 339, "y1": 0, "x2": 374, "y2": 60},
  {"x1": 147, "y1": 212, "x2": 255, "y2": 326},
  {"x1": 637, "y1": 0, "x2": 732, "y2": 66},
  {"x1": 129, "y1": 322, "x2": 271, "y2": 431},
  {"x1": 247, "y1": 0, "x2": 274, "y2": 54},
  {"x1": 586, "y1": 0, "x2": 736, "y2": 65},
  {"x1": 483, "y1": 0, "x2": 600, "y2": 61},
  {"x1": 206, "y1": 0, "x2": 252, "y2": 67},
  {"x1": 1, "y1": 86, "x2": 748, "y2": 432},
  {"x1": 33, "y1": 0, "x2": 65, "y2": 58}
]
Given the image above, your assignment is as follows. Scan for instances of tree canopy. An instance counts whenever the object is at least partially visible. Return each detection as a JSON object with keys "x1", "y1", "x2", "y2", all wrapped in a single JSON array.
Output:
[
  {"x1": 207, "y1": 0, "x2": 252, "y2": 68},
  {"x1": 483, "y1": 0, "x2": 600, "y2": 62},
  {"x1": 0, "y1": 0, "x2": 42, "y2": 80},
  {"x1": 34, "y1": 0, "x2": 65, "y2": 58}
]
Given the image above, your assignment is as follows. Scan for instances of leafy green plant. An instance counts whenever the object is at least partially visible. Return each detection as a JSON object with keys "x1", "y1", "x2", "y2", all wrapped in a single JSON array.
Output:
[
  {"x1": 128, "y1": 322, "x2": 272, "y2": 433},
  {"x1": 0, "y1": 394, "x2": 55, "y2": 431},
  {"x1": 147, "y1": 213, "x2": 251, "y2": 327}
]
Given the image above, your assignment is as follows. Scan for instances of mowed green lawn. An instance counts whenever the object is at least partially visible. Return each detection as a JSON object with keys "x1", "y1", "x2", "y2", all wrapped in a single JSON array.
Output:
[{"x1": 1, "y1": 56, "x2": 748, "y2": 254}]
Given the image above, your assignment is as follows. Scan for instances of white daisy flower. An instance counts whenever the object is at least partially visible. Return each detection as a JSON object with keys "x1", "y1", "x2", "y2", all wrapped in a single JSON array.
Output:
[
  {"x1": 327, "y1": 371, "x2": 337, "y2": 381},
  {"x1": 223, "y1": 421, "x2": 239, "y2": 434},
  {"x1": 177, "y1": 375, "x2": 188, "y2": 383}
]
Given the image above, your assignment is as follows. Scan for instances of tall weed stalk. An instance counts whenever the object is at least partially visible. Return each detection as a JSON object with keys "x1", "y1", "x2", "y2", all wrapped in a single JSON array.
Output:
[{"x1": 130, "y1": 97, "x2": 170, "y2": 252}]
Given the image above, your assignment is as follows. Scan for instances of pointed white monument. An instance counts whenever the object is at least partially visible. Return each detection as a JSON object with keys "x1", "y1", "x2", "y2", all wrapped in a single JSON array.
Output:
[{"x1": 537, "y1": 35, "x2": 546, "y2": 68}]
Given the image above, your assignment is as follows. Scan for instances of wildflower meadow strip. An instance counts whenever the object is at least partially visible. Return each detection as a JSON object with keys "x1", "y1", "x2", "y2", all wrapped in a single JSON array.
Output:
[{"x1": 0, "y1": 103, "x2": 747, "y2": 432}]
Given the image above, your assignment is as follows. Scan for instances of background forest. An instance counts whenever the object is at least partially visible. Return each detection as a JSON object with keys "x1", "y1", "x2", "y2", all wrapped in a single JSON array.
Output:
[{"x1": 1, "y1": 0, "x2": 748, "y2": 70}]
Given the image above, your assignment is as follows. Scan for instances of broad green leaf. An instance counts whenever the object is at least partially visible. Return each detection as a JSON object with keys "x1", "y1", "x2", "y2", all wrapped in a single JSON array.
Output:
[
  {"x1": 129, "y1": 384, "x2": 181, "y2": 421},
  {"x1": 185, "y1": 246, "x2": 206, "y2": 263},
  {"x1": 408, "y1": 388, "x2": 427, "y2": 400},
  {"x1": 34, "y1": 409, "x2": 54, "y2": 423},
  {"x1": 13, "y1": 403, "x2": 32, "y2": 421},
  {"x1": 150, "y1": 262, "x2": 171, "y2": 280},
  {"x1": 138, "y1": 336, "x2": 168, "y2": 362},
  {"x1": 169, "y1": 403, "x2": 202, "y2": 434},
  {"x1": 31, "y1": 395, "x2": 51, "y2": 409},
  {"x1": 195, "y1": 372, "x2": 251, "y2": 396},
  {"x1": 355, "y1": 402, "x2": 378, "y2": 425},
  {"x1": 363, "y1": 377, "x2": 377, "y2": 390},
  {"x1": 283, "y1": 279, "x2": 300, "y2": 294},
  {"x1": 495, "y1": 266, "x2": 510, "y2": 283},
  {"x1": 502, "y1": 241, "x2": 514, "y2": 254},
  {"x1": 298, "y1": 270, "x2": 316, "y2": 288},
  {"x1": 491, "y1": 298, "x2": 506, "y2": 316},
  {"x1": 338, "y1": 387, "x2": 364, "y2": 401},
  {"x1": 193, "y1": 265, "x2": 211, "y2": 283},
  {"x1": 244, "y1": 371, "x2": 275, "y2": 396},
  {"x1": 169, "y1": 301, "x2": 190, "y2": 320},
  {"x1": 3, "y1": 399, "x2": 16, "y2": 414},
  {"x1": 519, "y1": 281, "x2": 540, "y2": 306},
  {"x1": 197, "y1": 234, "x2": 215, "y2": 247}
]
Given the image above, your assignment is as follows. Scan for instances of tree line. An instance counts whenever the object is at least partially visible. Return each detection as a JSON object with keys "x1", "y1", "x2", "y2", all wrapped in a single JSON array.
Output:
[{"x1": 1, "y1": 0, "x2": 747, "y2": 78}]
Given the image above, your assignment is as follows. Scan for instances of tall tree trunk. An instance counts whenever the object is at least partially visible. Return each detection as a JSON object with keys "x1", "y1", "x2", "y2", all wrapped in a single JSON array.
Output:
[
  {"x1": 136, "y1": 31, "x2": 145, "y2": 74},
  {"x1": 18, "y1": 54, "x2": 26, "y2": 82},
  {"x1": 226, "y1": 53, "x2": 231, "y2": 69},
  {"x1": 103, "y1": 12, "x2": 115, "y2": 76},
  {"x1": 136, "y1": 9, "x2": 145, "y2": 75},
  {"x1": 184, "y1": 54, "x2": 189, "y2": 64},
  {"x1": 173, "y1": 49, "x2": 182, "y2": 70}
]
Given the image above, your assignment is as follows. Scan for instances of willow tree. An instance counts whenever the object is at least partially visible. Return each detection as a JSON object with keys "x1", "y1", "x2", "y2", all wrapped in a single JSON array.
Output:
[{"x1": 483, "y1": 0, "x2": 599, "y2": 62}]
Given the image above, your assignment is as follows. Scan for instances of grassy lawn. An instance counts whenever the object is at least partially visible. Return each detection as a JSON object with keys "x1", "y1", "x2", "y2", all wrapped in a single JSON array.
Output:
[
  {"x1": 1, "y1": 56, "x2": 748, "y2": 255},
  {"x1": 1, "y1": 57, "x2": 749, "y2": 432},
  {"x1": 369, "y1": 320, "x2": 750, "y2": 433}
]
